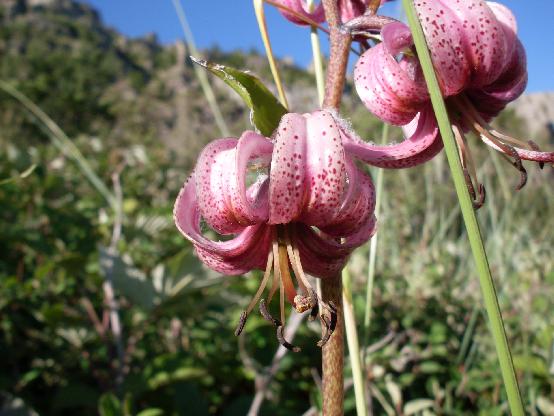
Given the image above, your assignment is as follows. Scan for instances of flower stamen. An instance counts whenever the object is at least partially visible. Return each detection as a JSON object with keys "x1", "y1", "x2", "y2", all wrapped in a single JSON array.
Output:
[
  {"x1": 452, "y1": 96, "x2": 529, "y2": 190},
  {"x1": 452, "y1": 123, "x2": 486, "y2": 209}
]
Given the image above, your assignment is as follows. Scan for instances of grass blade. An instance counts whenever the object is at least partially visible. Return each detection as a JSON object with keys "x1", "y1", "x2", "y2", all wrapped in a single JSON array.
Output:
[
  {"x1": 172, "y1": 0, "x2": 231, "y2": 137},
  {"x1": 0, "y1": 80, "x2": 117, "y2": 211},
  {"x1": 343, "y1": 268, "x2": 367, "y2": 416}
]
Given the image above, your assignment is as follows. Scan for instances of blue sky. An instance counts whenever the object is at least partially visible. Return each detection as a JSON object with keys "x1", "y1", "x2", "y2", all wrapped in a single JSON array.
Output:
[{"x1": 83, "y1": 0, "x2": 553, "y2": 93}]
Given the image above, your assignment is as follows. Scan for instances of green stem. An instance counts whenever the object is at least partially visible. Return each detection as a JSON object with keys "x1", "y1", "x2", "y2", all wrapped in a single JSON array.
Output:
[
  {"x1": 307, "y1": 0, "x2": 325, "y2": 107},
  {"x1": 343, "y1": 268, "x2": 367, "y2": 416},
  {"x1": 401, "y1": 1, "x2": 524, "y2": 415},
  {"x1": 363, "y1": 123, "x2": 389, "y2": 338}
]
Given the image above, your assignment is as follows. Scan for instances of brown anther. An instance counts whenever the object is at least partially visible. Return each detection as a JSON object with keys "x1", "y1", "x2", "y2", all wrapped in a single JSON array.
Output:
[
  {"x1": 259, "y1": 299, "x2": 281, "y2": 327},
  {"x1": 462, "y1": 168, "x2": 485, "y2": 210},
  {"x1": 503, "y1": 144, "x2": 528, "y2": 190},
  {"x1": 317, "y1": 301, "x2": 338, "y2": 348},
  {"x1": 276, "y1": 326, "x2": 301, "y2": 352},
  {"x1": 309, "y1": 303, "x2": 319, "y2": 322},
  {"x1": 234, "y1": 311, "x2": 248, "y2": 336},
  {"x1": 294, "y1": 295, "x2": 313, "y2": 313},
  {"x1": 528, "y1": 141, "x2": 545, "y2": 169},
  {"x1": 463, "y1": 168, "x2": 477, "y2": 201},
  {"x1": 474, "y1": 184, "x2": 486, "y2": 210},
  {"x1": 317, "y1": 314, "x2": 332, "y2": 347}
]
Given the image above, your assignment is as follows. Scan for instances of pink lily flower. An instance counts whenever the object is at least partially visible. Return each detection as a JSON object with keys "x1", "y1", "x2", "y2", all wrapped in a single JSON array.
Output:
[
  {"x1": 352, "y1": 0, "x2": 554, "y2": 205},
  {"x1": 272, "y1": 0, "x2": 391, "y2": 26},
  {"x1": 174, "y1": 110, "x2": 376, "y2": 350}
]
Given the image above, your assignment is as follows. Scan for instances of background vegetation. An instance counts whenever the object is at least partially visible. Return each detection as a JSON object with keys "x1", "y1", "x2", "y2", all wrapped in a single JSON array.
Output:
[{"x1": 1, "y1": 1, "x2": 553, "y2": 415}]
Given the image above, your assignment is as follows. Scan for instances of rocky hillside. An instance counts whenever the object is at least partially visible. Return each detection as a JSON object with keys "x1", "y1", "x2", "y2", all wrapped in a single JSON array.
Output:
[
  {"x1": 509, "y1": 92, "x2": 554, "y2": 137},
  {"x1": 0, "y1": 0, "x2": 552, "y2": 166}
]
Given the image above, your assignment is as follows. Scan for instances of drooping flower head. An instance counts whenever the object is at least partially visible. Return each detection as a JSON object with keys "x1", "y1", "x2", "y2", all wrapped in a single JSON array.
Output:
[
  {"x1": 353, "y1": 0, "x2": 554, "y2": 205},
  {"x1": 174, "y1": 111, "x2": 376, "y2": 350},
  {"x1": 273, "y1": 0, "x2": 392, "y2": 26}
]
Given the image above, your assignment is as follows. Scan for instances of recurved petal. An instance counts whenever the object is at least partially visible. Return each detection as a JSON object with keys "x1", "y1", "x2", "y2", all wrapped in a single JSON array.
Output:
[
  {"x1": 440, "y1": 0, "x2": 509, "y2": 87},
  {"x1": 194, "y1": 138, "x2": 241, "y2": 234},
  {"x1": 381, "y1": 21, "x2": 412, "y2": 55},
  {"x1": 354, "y1": 44, "x2": 425, "y2": 126},
  {"x1": 173, "y1": 178, "x2": 271, "y2": 275},
  {"x1": 468, "y1": 39, "x2": 527, "y2": 122},
  {"x1": 195, "y1": 227, "x2": 272, "y2": 275},
  {"x1": 338, "y1": 0, "x2": 367, "y2": 23},
  {"x1": 300, "y1": 111, "x2": 348, "y2": 227},
  {"x1": 269, "y1": 113, "x2": 308, "y2": 224},
  {"x1": 229, "y1": 131, "x2": 273, "y2": 223},
  {"x1": 413, "y1": 0, "x2": 470, "y2": 95},
  {"x1": 295, "y1": 209, "x2": 377, "y2": 279},
  {"x1": 343, "y1": 105, "x2": 443, "y2": 168},
  {"x1": 195, "y1": 133, "x2": 272, "y2": 235},
  {"x1": 274, "y1": 0, "x2": 325, "y2": 25},
  {"x1": 487, "y1": 1, "x2": 517, "y2": 58},
  {"x1": 319, "y1": 161, "x2": 375, "y2": 238}
]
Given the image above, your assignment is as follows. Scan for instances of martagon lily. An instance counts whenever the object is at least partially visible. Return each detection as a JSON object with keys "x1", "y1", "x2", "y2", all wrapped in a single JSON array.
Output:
[
  {"x1": 174, "y1": 111, "x2": 378, "y2": 350},
  {"x1": 272, "y1": 0, "x2": 391, "y2": 26},
  {"x1": 352, "y1": 0, "x2": 554, "y2": 206}
]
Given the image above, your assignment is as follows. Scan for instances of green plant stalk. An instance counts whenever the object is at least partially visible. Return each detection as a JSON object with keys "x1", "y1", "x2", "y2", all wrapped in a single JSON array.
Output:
[
  {"x1": 307, "y1": 0, "x2": 325, "y2": 106},
  {"x1": 401, "y1": 1, "x2": 524, "y2": 414},
  {"x1": 172, "y1": 0, "x2": 231, "y2": 136},
  {"x1": 363, "y1": 123, "x2": 389, "y2": 337},
  {"x1": 253, "y1": 0, "x2": 289, "y2": 109},
  {"x1": 342, "y1": 268, "x2": 367, "y2": 416},
  {"x1": 0, "y1": 80, "x2": 117, "y2": 211}
]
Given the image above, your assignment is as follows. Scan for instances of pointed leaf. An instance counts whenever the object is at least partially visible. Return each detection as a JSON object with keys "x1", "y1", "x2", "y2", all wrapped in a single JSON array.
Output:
[{"x1": 191, "y1": 57, "x2": 287, "y2": 136}]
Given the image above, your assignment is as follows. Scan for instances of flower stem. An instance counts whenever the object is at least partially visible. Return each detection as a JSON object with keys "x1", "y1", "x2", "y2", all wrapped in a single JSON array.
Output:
[
  {"x1": 401, "y1": 1, "x2": 524, "y2": 414},
  {"x1": 320, "y1": 1, "x2": 351, "y2": 414},
  {"x1": 322, "y1": 0, "x2": 351, "y2": 110},
  {"x1": 321, "y1": 276, "x2": 344, "y2": 416}
]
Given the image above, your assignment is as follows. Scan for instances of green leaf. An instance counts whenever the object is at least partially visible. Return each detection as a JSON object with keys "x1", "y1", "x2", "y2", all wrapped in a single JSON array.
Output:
[
  {"x1": 0, "y1": 164, "x2": 37, "y2": 186},
  {"x1": 404, "y1": 399, "x2": 434, "y2": 415},
  {"x1": 537, "y1": 397, "x2": 554, "y2": 415},
  {"x1": 98, "y1": 393, "x2": 122, "y2": 416},
  {"x1": 99, "y1": 247, "x2": 157, "y2": 310},
  {"x1": 136, "y1": 409, "x2": 164, "y2": 416},
  {"x1": 191, "y1": 57, "x2": 287, "y2": 136}
]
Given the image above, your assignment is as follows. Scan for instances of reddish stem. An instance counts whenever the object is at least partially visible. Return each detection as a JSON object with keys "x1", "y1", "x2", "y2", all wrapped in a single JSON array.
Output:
[{"x1": 320, "y1": 2, "x2": 351, "y2": 415}]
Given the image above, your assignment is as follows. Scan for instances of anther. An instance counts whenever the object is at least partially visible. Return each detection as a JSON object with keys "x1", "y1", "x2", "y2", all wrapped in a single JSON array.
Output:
[
  {"x1": 504, "y1": 144, "x2": 528, "y2": 190},
  {"x1": 259, "y1": 299, "x2": 281, "y2": 327},
  {"x1": 276, "y1": 326, "x2": 301, "y2": 352},
  {"x1": 317, "y1": 314, "x2": 331, "y2": 347},
  {"x1": 234, "y1": 311, "x2": 248, "y2": 336},
  {"x1": 317, "y1": 301, "x2": 338, "y2": 347},
  {"x1": 475, "y1": 184, "x2": 486, "y2": 210},
  {"x1": 309, "y1": 303, "x2": 319, "y2": 322}
]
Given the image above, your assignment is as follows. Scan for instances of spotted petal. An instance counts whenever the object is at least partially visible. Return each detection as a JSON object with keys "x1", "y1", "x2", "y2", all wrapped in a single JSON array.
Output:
[
  {"x1": 195, "y1": 132, "x2": 272, "y2": 234},
  {"x1": 269, "y1": 111, "x2": 348, "y2": 228},
  {"x1": 173, "y1": 179, "x2": 271, "y2": 275},
  {"x1": 413, "y1": 0, "x2": 471, "y2": 95},
  {"x1": 354, "y1": 32, "x2": 428, "y2": 126},
  {"x1": 343, "y1": 106, "x2": 443, "y2": 169}
]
